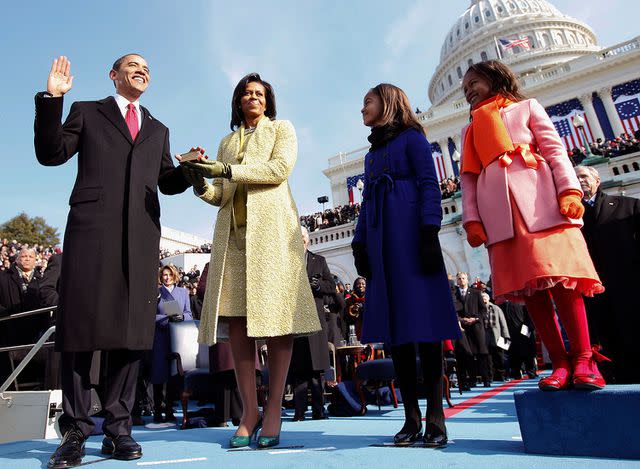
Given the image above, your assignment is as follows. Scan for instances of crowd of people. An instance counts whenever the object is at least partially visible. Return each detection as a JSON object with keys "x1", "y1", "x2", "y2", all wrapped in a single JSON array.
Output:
[
  {"x1": 299, "y1": 203, "x2": 361, "y2": 232},
  {"x1": 569, "y1": 131, "x2": 640, "y2": 164},
  {"x1": 159, "y1": 243, "x2": 211, "y2": 260},
  {"x1": 440, "y1": 176, "x2": 461, "y2": 199},
  {"x1": 0, "y1": 239, "x2": 60, "y2": 273}
]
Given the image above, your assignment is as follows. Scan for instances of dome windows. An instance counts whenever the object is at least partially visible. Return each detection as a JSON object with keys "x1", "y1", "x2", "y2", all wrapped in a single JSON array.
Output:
[
  {"x1": 448, "y1": 74, "x2": 453, "y2": 86},
  {"x1": 465, "y1": 22, "x2": 469, "y2": 30},
  {"x1": 481, "y1": 51, "x2": 488, "y2": 61},
  {"x1": 475, "y1": 15, "x2": 480, "y2": 23},
  {"x1": 468, "y1": 58, "x2": 474, "y2": 67},
  {"x1": 485, "y1": 9, "x2": 491, "y2": 17},
  {"x1": 456, "y1": 66, "x2": 463, "y2": 79}
]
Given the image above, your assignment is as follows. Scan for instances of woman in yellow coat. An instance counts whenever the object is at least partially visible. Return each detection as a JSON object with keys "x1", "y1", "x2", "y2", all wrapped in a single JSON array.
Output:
[{"x1": 180, "y1": 73, "x2": 320, "y2": 448}]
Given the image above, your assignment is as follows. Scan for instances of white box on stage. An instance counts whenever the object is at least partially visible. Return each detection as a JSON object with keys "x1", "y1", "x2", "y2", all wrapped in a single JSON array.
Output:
[{"x1": 0, "y1": 390, "x2": 62, "y2": 443}]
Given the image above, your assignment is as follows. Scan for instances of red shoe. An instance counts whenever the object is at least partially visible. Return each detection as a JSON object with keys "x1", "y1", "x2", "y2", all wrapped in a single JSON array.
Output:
[
  {"x1": 538, "y1": 364, "x2": 571, "y2": 391},
  {"x1": 573, "y1": 347, "x2": 609, "y2": 391}
]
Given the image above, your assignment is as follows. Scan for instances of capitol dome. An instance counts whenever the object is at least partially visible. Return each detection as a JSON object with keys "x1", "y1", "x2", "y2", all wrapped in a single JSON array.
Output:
[{"x1": 429, "y1": 0, "x2": 600, "y2": 106}]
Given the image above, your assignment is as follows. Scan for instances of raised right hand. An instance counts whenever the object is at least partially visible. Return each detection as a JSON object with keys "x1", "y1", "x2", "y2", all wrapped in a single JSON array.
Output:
[{"x1": 47, "y1": 56, "x2": 74, "y2": 97}]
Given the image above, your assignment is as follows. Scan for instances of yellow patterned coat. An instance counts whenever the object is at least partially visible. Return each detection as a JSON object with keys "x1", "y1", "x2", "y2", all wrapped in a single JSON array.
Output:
[{"x1": 196, "y1": 117, "x2": 321, "y2": 344}]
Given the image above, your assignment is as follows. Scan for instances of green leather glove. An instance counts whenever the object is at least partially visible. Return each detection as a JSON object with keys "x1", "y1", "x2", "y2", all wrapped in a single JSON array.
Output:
[
  {"x1": 182, "y1": 165, "x2": 209, "y2": 194},
  {"x1": 182, "y1": 160, "x2": 232, "y2": 179}
]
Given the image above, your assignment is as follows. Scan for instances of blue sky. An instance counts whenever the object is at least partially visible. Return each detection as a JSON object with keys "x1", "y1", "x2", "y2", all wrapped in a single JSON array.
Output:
[{"x1": 1, "y1": 0, "x2": 637, "y2": 241}]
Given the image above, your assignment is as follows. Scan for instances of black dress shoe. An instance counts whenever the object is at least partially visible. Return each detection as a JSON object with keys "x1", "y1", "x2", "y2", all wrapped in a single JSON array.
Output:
[
  {"x1": 423, "y1": 432, "x2": 448, "y2": 448},
  {"x1": 393, "y1": 424, "x2": 423, "y2": 446},
  {"x1": 483, "y1": 381, "x2": 491, "y2": 388},
  {"x1": 153, "y1": 412, "x2": 163, "y2": 423},
  {"x1": 165, "y1": 411, "x2": 177, "y2": 422},
  {"x1": 48, "y1": 428, "x2": 86, "y2": 468},
  {"x1": 131, "y1": 415, "x2": 145, "y2": 426},
  {"x1": 292, "y1": 414, "x2": 305, "y2": 422},
  {"x1": 312, "y1": 412, "x2": 328, "y2": 420},
  {"x1": 101, "y1": 435, "x2": 143, "y2": 460}
]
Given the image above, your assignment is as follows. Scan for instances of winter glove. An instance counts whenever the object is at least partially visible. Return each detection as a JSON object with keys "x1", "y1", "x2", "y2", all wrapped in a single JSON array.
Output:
[
  {"x1": 419, "y1": 225, "x2": 445, "y2": 275},
  {"x1": 351, "y1": 241, "x2": 372, "y2": 279},
  {"x1": 464, "y1": 221, "x2": 487, "y2": 248},
  {"x1": 169, "y1": 314, "x2": 184, "y2": 323},
  {"x1": 309, "y1": 275, "x2": 321, "y2": 292},
  {"x1": 182, "y1": 159, "x2": 232, "y2": 179},
  {"x1": 558, "y1": 189, "x2": 584, "y2": 219},
  {"x1": 182, "y1": 165, "x2": 209, "y2": 194}
]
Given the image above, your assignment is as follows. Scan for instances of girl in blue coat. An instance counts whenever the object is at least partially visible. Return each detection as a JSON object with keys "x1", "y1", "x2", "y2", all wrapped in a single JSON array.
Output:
[{"x1": 352, "y1": 83, "x2": 460, "y2": 447}]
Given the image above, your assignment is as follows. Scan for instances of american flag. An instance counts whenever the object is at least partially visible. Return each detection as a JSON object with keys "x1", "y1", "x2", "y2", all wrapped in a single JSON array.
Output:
[
  {"x1": 430, "y1": 143, "x2": 446, "y2": 181},
  {"x1": 615, "y1": 96, "x2": 640, "y2": 134},
  {"x1": 613, "y1": 79, "x2": 640, "y2": 135},
  {"x1": 346, "y1": 173, "x2": 365, "y2": 204},
  {"x1": 499, "y1": 37, "x2": 531, "y2": 51},
  {"x1": 546, "y1": 99, "x2": 594, "y2": 150}
]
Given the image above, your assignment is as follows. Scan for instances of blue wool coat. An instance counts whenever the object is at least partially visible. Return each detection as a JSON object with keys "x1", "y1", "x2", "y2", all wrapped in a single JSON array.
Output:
[
  {"x1": 353, "y1": 128, "x2": 460, "y2": 346},
  {"x1": 151, "y1": 285, "x2": 193, "y2": 384}
]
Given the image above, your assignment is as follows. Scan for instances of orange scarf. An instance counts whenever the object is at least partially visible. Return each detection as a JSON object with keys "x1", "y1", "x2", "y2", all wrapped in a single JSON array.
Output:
[{"x1": 461, "y1": 95, "x2": 515, "y2": 175}]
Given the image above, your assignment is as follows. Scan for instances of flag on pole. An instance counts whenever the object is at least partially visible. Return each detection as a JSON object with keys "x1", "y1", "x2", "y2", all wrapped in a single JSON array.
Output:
[
  {"x1": 430, "y1": 143, "x2": 446, "y2": 181},
  {"x1": 499, "y1": 37, "x2": 531, "y2": 51}
]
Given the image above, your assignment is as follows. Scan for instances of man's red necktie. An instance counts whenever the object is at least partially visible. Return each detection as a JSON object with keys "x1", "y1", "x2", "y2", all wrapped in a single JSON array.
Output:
[{"x1": 126, "y1": 103, "x2": 139, "y2": 140}]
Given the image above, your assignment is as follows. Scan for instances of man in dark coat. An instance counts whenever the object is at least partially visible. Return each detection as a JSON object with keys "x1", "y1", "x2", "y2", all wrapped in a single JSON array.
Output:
[
  {"x1": 289, "y1": 227, "x2": 334, "y2": 420},
  {"x1": 575, "y1": 165, "x2": 640, "y2": 383},
  {"x1": 454, "y1": 272, "x2": 490, "y2": 388},
  {"x1": 34, "y1": 54, "x2": 190, "y2": 468},
  {"x1": 0, "y1": 248, "x2": 48, "y2": 388},
  {"x1": 502, "y1": 301, "x2": 537, "y2": 379}
]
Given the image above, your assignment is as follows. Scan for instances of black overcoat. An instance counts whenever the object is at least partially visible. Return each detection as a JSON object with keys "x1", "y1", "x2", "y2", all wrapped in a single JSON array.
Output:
[
  {"x1": 0, "y1": 266, "x2": 48, "y2": 346},
  {"x1": 34, "y1": 95, "x2": 189, "y2": 352},
  {"x1": 290, "y1": 251, "x2": 334, "y2": 373},
  {"x1": 581, "y1": 190, "x2": 640, "y2": 380},
  {"x1": 454, "y1": 287, "x2": 488, "y2": 355}
]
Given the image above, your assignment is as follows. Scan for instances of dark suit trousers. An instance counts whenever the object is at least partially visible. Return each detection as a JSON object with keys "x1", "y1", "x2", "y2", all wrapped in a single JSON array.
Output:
[
  {"x1": 292, "y1": 371, "x2": 324, "y2": 417},
  {"x1": 391, "y1": 342, "x2": 446, "y2": 436},
  {"x1": 59, "y1": 350, "x2": 141, "y2": 438}
]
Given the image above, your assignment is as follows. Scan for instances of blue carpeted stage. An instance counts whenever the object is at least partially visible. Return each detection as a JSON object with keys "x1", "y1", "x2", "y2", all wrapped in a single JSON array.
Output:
[{"x1": 1, "y1": 378, "x2": 638, "y2": 468}]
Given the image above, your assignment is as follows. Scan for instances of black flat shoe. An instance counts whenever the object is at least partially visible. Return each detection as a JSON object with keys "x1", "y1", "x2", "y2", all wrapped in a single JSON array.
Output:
[
  {"x1": 393, "y1": 425, "x2": 423, "y2": 446},
  {"x1": 423, "y1": 432, "x2": 448, "y2": 448},
  {"x1": 48, "y1": 428, "x2": 86, "y2": 469},
  {"x1": 101, "y1": 435, "x2": 142, "y2": 460}
]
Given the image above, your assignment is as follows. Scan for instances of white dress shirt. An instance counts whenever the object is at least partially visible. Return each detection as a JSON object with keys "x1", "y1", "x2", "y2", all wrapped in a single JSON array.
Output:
[{"x1": 114, "y1": 94, "x2": 142, "y2": 131}]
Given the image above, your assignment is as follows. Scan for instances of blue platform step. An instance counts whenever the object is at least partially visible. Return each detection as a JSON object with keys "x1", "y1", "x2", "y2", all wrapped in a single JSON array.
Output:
[{"x1": 514, "y1": 385, "x2": 640, "y2": 460}]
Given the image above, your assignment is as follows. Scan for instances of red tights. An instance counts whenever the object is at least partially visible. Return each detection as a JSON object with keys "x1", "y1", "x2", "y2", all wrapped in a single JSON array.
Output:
[{"x1": 523, "y1": 285, "x2": 592, "y2": 373}]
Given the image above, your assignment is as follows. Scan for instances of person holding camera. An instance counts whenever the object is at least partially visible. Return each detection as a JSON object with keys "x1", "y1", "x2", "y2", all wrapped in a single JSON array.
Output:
[{"x1": 152, "y1": 265, "x2": 192, "y2": 422}]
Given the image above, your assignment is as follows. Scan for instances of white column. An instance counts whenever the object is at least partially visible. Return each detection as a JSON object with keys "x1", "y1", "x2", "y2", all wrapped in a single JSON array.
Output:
[
  {"x1": 598, "y1": 86, "x2": 626, "y2": 137},
  {"x1": 439, "y1": 138, "x2": 454, "y2": 178},
  {"x1": 578, "y1": 93, "x2": 605, "y2": 142}
]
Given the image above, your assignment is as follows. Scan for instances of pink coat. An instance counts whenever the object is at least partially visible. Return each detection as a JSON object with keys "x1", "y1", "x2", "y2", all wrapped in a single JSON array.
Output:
[{"x1": 461, "y1": 98, "x2": 583, "y2": 247}]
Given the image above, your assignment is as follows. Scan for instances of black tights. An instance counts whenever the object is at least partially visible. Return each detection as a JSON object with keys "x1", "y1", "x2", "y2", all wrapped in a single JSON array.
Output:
[{"x1": 391, "y1": 342, "x2": 446, "y2": 436}]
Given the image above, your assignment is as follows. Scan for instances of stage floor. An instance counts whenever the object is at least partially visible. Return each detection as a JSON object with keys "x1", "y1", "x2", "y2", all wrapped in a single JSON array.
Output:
[{"x1": 1, "y1": 377, "x2": 635, "y2": 468}]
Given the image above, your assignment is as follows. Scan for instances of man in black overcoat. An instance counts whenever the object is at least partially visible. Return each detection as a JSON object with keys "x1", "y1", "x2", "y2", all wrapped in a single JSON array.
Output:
[
  {"x1": 575, "y1": 165, "x2": 640, "y2": 383},
  {"x1": 454, "y1": 272, "x2": 490, "y2": 388},
  {"x1": 34, "y1": 55, "x2": 190, "y2": 468},
  {"x1": 289, "y1": 227, "x2": 335, "y2": 420},
  {"x1": 0, "y1": 248, "x2": 48, "y2": 387}
]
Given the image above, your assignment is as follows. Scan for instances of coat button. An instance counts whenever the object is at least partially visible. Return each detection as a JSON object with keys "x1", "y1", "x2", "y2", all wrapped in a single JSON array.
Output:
[
  {"x1": 369, "y1": 159, "x2": 373, "y2": 165},
  {"x1": 383, "y1": 167, "x2": 389, "y2": 171}
]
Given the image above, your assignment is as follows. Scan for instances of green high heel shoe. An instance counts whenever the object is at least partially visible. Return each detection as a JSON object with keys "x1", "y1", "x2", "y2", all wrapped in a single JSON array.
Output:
[
  {"x1": 257, "y1": 429, "x2": 280, "y2": 449},
  {"x1": 257, "y1": 433, "x2": 280, "y2": 449},
  {"x1": 229, "y1": 417, "x2": 262, "y2": 448}
]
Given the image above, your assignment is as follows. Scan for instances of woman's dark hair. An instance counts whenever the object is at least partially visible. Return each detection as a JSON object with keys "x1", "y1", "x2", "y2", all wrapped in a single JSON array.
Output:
[
  {"x1": 230, "y1": 73, "x2": 277, "y2": 130},
  {"x1": 369, "y1": 83, "x2": 425, "y2": 135},
  {"x1": 464, "y1": 60, "x2": 527, "y2": 104}
]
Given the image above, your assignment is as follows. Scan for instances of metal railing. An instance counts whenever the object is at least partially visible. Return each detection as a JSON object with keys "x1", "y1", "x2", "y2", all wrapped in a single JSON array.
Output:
[{"x1": 0, "y1": 306, "x2": 57, "y2": 393}]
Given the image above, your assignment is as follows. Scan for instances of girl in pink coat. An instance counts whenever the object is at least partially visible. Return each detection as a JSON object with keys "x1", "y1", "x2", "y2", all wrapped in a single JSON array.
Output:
[{"x1": 460, "y1": 60, "x2": 607, "y2": 391}]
